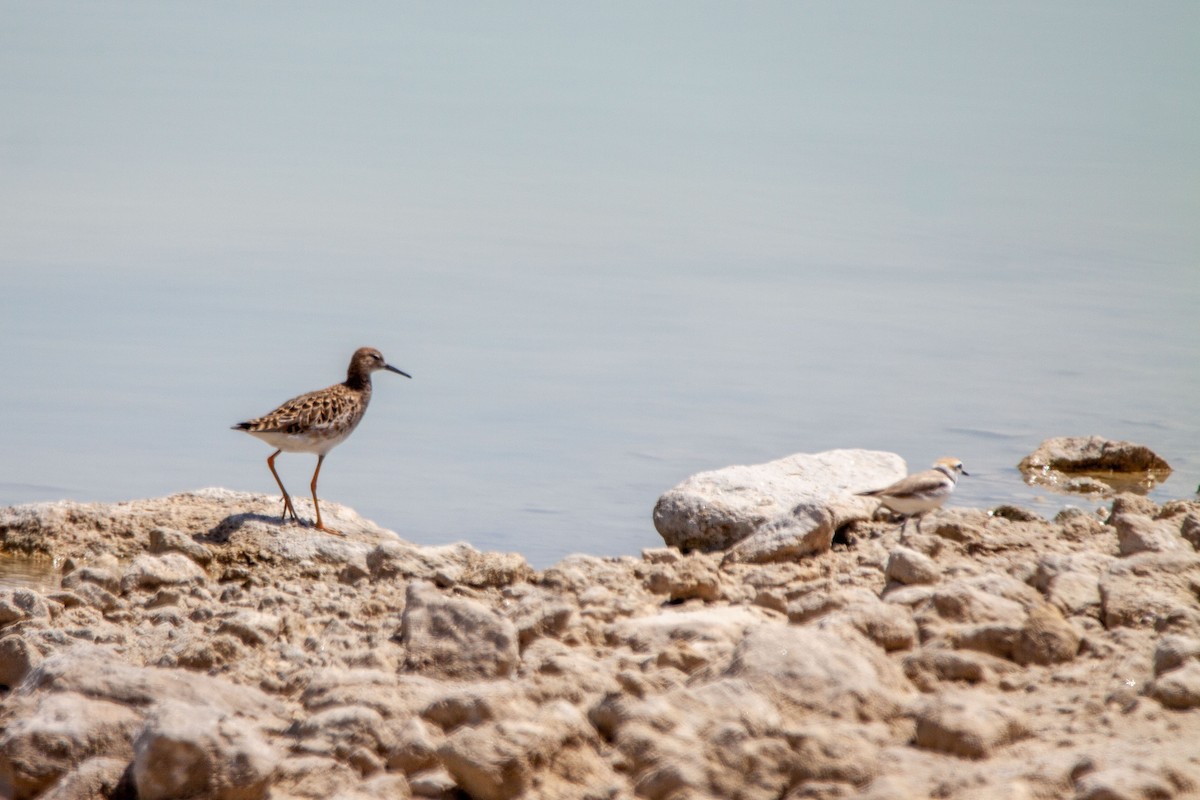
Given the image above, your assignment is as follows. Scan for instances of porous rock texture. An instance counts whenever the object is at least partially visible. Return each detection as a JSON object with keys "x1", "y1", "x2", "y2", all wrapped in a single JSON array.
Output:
[{"x1": 1, "y1": 473, "x2": 1200, "y2": 799}]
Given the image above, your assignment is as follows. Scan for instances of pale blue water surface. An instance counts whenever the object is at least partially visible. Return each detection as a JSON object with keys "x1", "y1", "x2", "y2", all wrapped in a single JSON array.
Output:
[{"x1": 2, "y1": 4, "x2": 1197, "y2": 568}]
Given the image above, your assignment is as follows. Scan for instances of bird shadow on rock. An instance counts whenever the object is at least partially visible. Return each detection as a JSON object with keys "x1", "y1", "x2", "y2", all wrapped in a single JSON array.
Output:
[{"x1": 198, "y1": 513, "x2": 305, "y2": 544}]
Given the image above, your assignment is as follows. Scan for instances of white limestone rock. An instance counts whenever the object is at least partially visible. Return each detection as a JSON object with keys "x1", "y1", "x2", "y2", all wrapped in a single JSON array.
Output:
[{"x1": 653, "y1": 449, "x2": 906, "y2": 554}]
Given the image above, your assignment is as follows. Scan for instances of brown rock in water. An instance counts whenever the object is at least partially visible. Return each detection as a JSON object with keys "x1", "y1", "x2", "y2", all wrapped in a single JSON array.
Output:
[
  {"x1": 1019, "y1": 436, "x2": 1171, "y2": 473},
  {"x1": 1019, "y1": 436, "x2": 1172, "y2": 497}
]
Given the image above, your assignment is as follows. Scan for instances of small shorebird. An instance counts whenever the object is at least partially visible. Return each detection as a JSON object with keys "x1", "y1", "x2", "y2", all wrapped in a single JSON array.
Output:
[
  {"x1": 857, "y1": 457, "x2": 969, "y2": 533},
  {"x1": 233, "y1": 347, "x2": 410, "y2": 534}
]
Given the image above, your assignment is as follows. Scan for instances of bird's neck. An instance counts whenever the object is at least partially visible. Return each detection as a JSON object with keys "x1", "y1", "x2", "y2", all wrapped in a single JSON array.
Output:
[
  {"x1": 933, "y1": 464, "x2": 957, "y2": 482},
  {"x1": 344, "y1": 371, "x2": 373, "y2": 393}
]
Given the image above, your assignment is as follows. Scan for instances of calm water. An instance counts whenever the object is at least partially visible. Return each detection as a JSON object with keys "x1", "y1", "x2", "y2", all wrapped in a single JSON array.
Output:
[
  {"x1": 1, "y1": 5, "x2": 1197, "y2": 569},
  {"x1": 0, "y1": 553, "x2": 61, "y2": 594}
]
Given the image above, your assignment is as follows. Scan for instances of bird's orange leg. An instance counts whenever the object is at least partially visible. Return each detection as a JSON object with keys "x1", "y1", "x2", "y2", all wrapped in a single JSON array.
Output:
[
  {"x1": 267, "y1": 450, "x2": 300, "y2": 524},
  {"x1": 310, "y1": 454, "x2": 343, "y2": 536}
]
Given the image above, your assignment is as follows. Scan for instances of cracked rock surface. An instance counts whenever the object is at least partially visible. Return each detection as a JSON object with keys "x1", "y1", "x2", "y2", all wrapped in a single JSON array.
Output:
[{"x1": 2, "y1": 479, "x2": 1200, "y2": 799}]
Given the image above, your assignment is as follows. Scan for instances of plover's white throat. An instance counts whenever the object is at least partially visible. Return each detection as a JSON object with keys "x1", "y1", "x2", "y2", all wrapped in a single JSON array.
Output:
[
  {"x1": 857, "y1": 457, "x2": 968, "y2": 533},
  {"x1": 233, "y1": 347, "x2": 411, "y2": 535}
]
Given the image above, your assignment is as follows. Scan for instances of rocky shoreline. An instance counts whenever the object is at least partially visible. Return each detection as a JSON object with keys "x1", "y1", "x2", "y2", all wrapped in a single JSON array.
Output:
[{"x1": 2, "y1": 446, "x2": 1199, "y2": 800}]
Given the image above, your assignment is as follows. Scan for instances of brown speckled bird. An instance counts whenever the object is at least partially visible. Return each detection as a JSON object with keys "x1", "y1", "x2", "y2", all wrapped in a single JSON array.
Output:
[{"x1": 233, "y1": 347, "x2": 411, "y2": 534}]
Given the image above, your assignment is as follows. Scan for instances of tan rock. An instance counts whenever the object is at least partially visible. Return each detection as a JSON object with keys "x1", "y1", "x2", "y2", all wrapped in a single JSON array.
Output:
[
  {"x1": 1152, "y1": 635, "x2": 1200, "y2": 676},
  {"x1": 296, "y1": 704, "x2": 393, "y2": 757},
  {"x1": 1149, "y1": 660, "x2": 1200, "y2": 710},
  {"x1": 886, "y1": 546, "x2": 942, "y2": 585},
  {"x1": 119, "y1": 552, "x2": 207, "y2": 594},
  {"x1": 638, "y1": 552, "x2": 723, "y2": 599},
  {"x1": 215, "y1": 609, "x2": 281, "y2": 647},
  {"x1": 720, "y1": 505, "x2": 837, "y2": 564},
  {"x1": 132, "y1": 699, "x2": 280, "y2": 800},
  {"x1": 399, "y1": 582, "x2": 519, "y2": 680},
  {"x1": 271, "y1": 756, "x2": 362, "y2": 799},
  {"x1": 148, "y1": 526, "x2": 213, "y2": 565},
  {"x1": 1112, "y1": 513, "x2": 1187, "y2": 556},
  {"x1": 0, "y1": 633, "x2": 41, "y2": 688},
  {"x1": 1099, "y1": 552, "x2": 1200, "y2": 630},
  {"x1": 385, "y1": 716, "x2": 441, "y2": 773},
  {"x1": 902, "y1": 648, "x2": 1017, "y2": 690},
  {"x1": 518, "y1": 638, "x2": 622, "y2": 707},
  {"x1": 719, "y1": 624, "x2": 912, "y2": 720},
  {"x1": 1012, "y1": 603, "x2": 1081, "y2": 665},
  {"x1": 505, "y1": 588, "x2": 576, "y2": 648},
  {"x1": 817, "y1": 598, "x2": 919, "y2": 652},
  {"x1": 301, "y1": 670, "x2": 442, "y2": 720},
  {"x1": 0, "y1": 588, "x2": 50, "y2": 628},
  {"x1": 606, "y1": 605, "x2": 767, "y2": 668},
  {"x1": 38, "y1": 757, "x2": 127, "y2": 800},
  {"x1": 0, "y1": 692, "x2": 140, "y2": 799},
  {"x1": 1033, "y1": 552, "x2": 1114, "y2": 618},
  {"x1": 367, "y1": 540, "x2": 532, "y2": 588},
  {"x1": 407, "y1": 768, "x2": 456, "y2": 797},
  {"x1": 438, "y1": 700, "x2": 615, "y2": 800},
  {"x1": 912, "y1": 691, "x2": 1030, "y2": 759},
  {"x1": 62, "y1": 564, "x2": 121, "y2": 595},
  {"x1": 24, "y1": 644, "x2": 284, "y2": 718},
  {"x1": 1074, "y1": 764, "x2": 1199, "y2": 800}
]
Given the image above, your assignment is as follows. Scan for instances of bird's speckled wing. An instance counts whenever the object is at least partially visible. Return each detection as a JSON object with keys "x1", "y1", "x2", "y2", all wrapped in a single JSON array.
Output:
[{"x1": 239, "y1": 383, "x2": 364, "y2": 435}]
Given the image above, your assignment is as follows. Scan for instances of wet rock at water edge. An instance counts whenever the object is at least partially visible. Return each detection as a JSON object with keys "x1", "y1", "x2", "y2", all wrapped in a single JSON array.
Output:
[{"x1": 1019, "y1": 436, "x2": 1172, "y2": 496}]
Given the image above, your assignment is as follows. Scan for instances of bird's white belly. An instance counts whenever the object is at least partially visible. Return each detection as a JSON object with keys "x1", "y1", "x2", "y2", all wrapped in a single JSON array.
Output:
[
  {"x1": 247, "y1": 424, "x2": 357, "y2": 456},
  {"x1": 878, "y1": 493, "x2": 947, "y2": 516}
]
